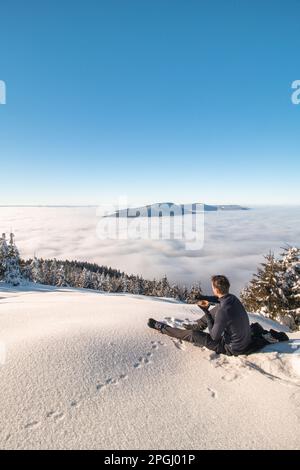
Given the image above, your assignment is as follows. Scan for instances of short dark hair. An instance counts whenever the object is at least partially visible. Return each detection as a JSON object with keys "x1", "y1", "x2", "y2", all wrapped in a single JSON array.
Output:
[{"x1": 211, "y1": 275, "x2": 230, "y2": 295}]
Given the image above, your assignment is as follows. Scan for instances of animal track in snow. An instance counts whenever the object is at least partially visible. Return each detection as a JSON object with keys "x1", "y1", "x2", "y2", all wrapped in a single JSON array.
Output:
[
  {"x1": 171, "y1": 338, "x2": 186, "y2": 350},
  {"x1": 96, "y1": 371, "x2": 128, "y2": 391},
  {"x1": 133, "y1": 340, "x2": 164, "y2": 368},
  {"x1": 24, "y1": 420, "x2": 40, "y2": 429},
  {"x1": 53, "y1": 412, "x2": 65, "y2": 421},
  {"x1": 134, "y1": 354, "x2": 151, "y2": 368},
  {"x1": 207, "y1": 387, "x2": 218, "y2": 398},
  {"x1": 16, "y1": 339, "x2": 162, "y2": 439},
  {"x1": 119, "y1": 373, "x2": 128, "y2": 380},
  {"x1": 45, "y1": 409, "x2": 65, "y2": 422},
  {"x1": 70, "y1": 399, "x2": 80, "y2": 408},
  {"x1": 96, "y1": 383, "x2": 106, "y2": 391}
]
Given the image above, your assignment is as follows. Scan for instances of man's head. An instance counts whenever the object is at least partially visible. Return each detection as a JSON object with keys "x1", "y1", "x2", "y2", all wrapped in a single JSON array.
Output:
[{"x1": 211, "y1": 275, "x2": 230, "y2": 297}]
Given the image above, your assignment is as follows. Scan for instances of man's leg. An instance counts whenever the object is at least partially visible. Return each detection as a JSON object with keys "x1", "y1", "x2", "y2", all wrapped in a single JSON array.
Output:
[
  {"x1": 148, "y1": 318, "x2": 229, "y2": 355},
  {"x1": 183, "y1": 315, "x2": 208, "y2": 331},
  {"x1": 192, "y1": 330, "x2": 228, "y2": 354},
  {"x1": 162, "y1": 325, "x2": 228, "y2": 354},
  {"x1": 161, "y1": 325, "x2": 195, "y2": 342}
]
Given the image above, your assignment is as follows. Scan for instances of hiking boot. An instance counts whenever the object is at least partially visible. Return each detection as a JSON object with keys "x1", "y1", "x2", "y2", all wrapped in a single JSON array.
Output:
[{"x1": 147, "y1": 318, "x2": 166, "y2": 332}]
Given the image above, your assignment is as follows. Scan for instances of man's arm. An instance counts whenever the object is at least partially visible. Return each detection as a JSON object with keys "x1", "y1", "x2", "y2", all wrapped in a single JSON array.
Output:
[{"x1": 197, "y1": 294, "x2": 220, "y2": 304}]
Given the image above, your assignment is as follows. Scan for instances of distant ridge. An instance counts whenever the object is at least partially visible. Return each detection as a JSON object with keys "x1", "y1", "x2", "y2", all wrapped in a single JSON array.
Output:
[{"x1": 106, "y1": 202, "x2": 250, "y2": 218}]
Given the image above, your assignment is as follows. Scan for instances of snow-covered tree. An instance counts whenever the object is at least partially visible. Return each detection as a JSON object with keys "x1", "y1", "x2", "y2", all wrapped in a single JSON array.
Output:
[
  {"x1": 241, "y1": 252, "x2": 283, "y2": 318},
  {"x1": 169, "y1": 283, "x2": 181, "y2": 301},
  {"x1": 241, "y1": 248, "x2": 300, "y2": 330},
  {"x1": 157, "y1": 275, "x2": 171, "y2": 298},
  {"x1": 97, "y1": 272, "x2": 106, "y2": 291},
  {"x1": 48, "y1": 259, "x2": 58, "y2": 286},
  {"x1": 78, "y1": 267, "x2": 94, "y2": 289},
  {"x1": 280, "y1": 246, "x2": 300, "y2": 328},
  {"x1": 4, "y1": 233, "x2": 22, "y2": 286},
  {"x1": 0, "y1": 233, "x2": 8, "y2": 280},
  {"x1": 132, "y1": 276, "x2": 144, "y2": 295},
  {"x1": 121, "y1": 275, "x2": 128, "y2": 293},
  {"x1": 31, "y1": 257, "x2": 44, "y2": 284},
  {"x1": 186, "y1": 282, "x2": 202, "y2": 303},
  {"x1": 56, "y1": 263, "x2": 68, "y2": 287}
]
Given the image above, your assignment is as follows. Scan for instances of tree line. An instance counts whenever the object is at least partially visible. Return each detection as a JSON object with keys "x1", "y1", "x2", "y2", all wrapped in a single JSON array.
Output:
[{"x1": 0, "y1": 233, "x2": 202, "y2": 303}]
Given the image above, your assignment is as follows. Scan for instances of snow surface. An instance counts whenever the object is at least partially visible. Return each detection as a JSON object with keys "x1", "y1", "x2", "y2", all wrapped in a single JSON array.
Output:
[{"x1": 0, "y1": 283, "x2": 299, "y2": 450}]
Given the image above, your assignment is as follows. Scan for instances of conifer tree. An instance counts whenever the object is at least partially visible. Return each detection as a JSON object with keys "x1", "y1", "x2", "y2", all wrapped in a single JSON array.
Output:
[
  {"x1": 0, "y1": 233, "x2": 8, "y2": 280},
  {"x1": 4, "y1": 233, "x2": 22, "y2": 286},
  {"x1": 31, "y1": 257, "x2": 44, "y2": 284},
  {"x1": 186, "y1": 282, "x2": 202, "y2": 303},
  {"x1": 280, "y1": 246, "x2": 300, "y2": 328},
  {"x1": 241, "y1": 252, "x2": 283, "y2": 318},
  {"x1": 56, "y1": 263, "x2": 68, "y2": 287},
  {"x1": 241, "y1": 249, "x2": 300, "y2": 329}
]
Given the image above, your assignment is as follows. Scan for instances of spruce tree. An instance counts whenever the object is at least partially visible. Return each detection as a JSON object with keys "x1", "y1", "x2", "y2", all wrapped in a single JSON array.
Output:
[
  {"x1": 186, "y1": 282, "x2": 202, "y2": 303},
  {"x1": 56, "y1": 263, "x2": 68, "y2": 287},
  {"x1": 280, "y1": 246, "x2": 300, "y2": 328},
  {"x1": 31, "y1": 257, "x2": 44, "y2": 284},
  {"x1": 0, "y1": 233, "x2": 8, "y2": 280},
  {"x1": 4, "y1": 233, "x2": 22, "y2": 286},
  {"x1": 241, "y1": 248, "x2": 300, "y2": 329},
  {"x1": 241, "y1": 252, "x2": 283, "y2": 319}
]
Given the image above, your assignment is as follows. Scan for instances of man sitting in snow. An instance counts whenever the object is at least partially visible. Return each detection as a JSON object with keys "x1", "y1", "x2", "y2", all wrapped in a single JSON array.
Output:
[{"x1": 148, "y1": 275, "x2": 252, "y2": 356}]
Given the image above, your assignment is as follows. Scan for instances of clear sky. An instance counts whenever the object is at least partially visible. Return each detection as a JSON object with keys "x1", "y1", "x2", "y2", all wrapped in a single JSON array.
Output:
[{"x1": 0, "y1": 0, "x2": 300, "y2": 206}]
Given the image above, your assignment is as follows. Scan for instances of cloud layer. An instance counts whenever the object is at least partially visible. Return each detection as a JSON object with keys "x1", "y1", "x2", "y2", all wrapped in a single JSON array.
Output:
[{"x1": 1, "y1": 206, "x2": 299, "y2": 295}]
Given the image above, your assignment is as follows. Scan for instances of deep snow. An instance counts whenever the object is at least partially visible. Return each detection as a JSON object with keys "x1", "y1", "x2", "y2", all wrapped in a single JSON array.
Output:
[{"x1": 0, "y1": 283, "x2": 299, "y2": 449}]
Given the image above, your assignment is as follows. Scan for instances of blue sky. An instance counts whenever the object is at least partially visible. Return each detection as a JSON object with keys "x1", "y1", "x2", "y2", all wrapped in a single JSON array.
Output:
[{"x1": 0, "y1": 0, "x2": 300, "y2": 205}]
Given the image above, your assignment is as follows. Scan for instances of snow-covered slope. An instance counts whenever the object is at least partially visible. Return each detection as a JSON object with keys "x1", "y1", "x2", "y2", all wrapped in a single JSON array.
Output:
[{"x1": 0, "y1": 284, "x2": 299, "y2": 450}]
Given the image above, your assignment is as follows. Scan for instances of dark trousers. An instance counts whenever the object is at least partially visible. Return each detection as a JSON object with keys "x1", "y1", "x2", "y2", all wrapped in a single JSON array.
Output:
[{"x1": 161, "y1": 325, "x2": 231, "y2": 355}]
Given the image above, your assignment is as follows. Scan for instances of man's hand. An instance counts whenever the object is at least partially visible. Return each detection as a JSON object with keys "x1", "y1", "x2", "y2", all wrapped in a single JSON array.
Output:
[{"x1": 196, "y1": 300, "x2": 210, "y2": 308}]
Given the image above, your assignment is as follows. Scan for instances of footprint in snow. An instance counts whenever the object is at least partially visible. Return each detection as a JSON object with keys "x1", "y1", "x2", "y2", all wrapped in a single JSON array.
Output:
[
  {"x1": 207, "y1": 387, "x2": 218, "y2": 399},
  {"x1": 171, "y1": 338, "x2": 186, "y2": 350},
  {"x1": 97, "y1": 373, "x2": 128, "y2": 391},
  {"x1": 53, "y1": 412, "x2": 65, "y2": 421},
  {"x1": 45, "y1": 410, "x2": 65, "y2": 421},
  {"x1": 119, "y1": 373, "x2": 128, "y2": 380},
  {"x1": 96, "y1": 383, "x2": 106, "y2": 391},
  {"x1": 133, "y1": 341, "x2": 164, "y2": 369},
  {"x1": 221, "y1": 372, "x2": 239, "y2": 382},
  {"x1": 24, "y1": 420, "x2": 40, "y2": 429},
  {"x1": 134, "y1": 355, "x2": 151, "y2": 368},
  {"x1": 70, "y1": 400, "x2": 80, "y2": 408}
]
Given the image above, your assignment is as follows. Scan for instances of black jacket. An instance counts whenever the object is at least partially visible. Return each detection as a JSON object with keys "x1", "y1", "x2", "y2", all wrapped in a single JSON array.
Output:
[{"x1": 199, "y1": 293, "x2": 252, "y2": 355}]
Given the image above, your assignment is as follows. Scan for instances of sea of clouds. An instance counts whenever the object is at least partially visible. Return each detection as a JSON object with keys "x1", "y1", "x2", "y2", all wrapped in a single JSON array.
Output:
[{"x1": 0, "y1": 206, "x2": 299, "y2": 294}]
